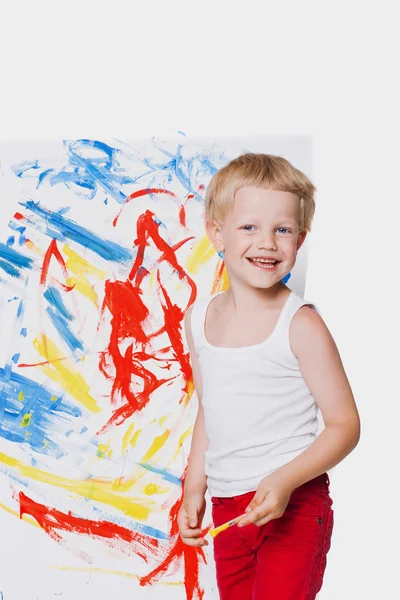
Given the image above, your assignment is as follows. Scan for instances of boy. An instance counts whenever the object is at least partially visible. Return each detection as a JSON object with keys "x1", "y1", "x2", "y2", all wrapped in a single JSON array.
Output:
[{"x1": 177, "y1": 153, "x2": 360, "y2": 599}]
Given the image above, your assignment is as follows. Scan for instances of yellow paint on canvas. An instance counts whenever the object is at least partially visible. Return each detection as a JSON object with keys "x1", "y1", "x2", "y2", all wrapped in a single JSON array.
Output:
[
  {"x1": 18, "y1": 391, "x2": 24, "y2": 402},
  {"x1": 122, "y1": 423, "x2": 135, "y2": 453},
  {"x1": 185, "y1": 235, "x2": 216, "y2": 274},
  {"x1": 21, "y1": 413, "x2": 31, "y2": 427},
  {"x1": 97, "y1": 444, "x2": 110, "y2": 458},
  {"x1": 34, "y1": 335, "x2": 100, "y2": 413},
  {"x1": 142, "y1": 429, "x2": 169, "y2": 462},
  {"x1": 130, "y1": 428, "x2": 142, "y2": 448},
  {"x1": 211, "y1": 260, "x2": 230, "y2": 294},
  {"x1": 62, "y1": 244, "x2": 107, "y2": 307},
  {"x1": 144, "y1": 483, "x2": 169, "y2": 496},
  {"x1": 159, "y1": 415, "x2": 168, "y2": 427},
  {"x1": 182, "y1": 378, "x2": 194, "y2": 406},
  {"x1": 173, "y1": 425, "x2": 193, "y2": 460},
  {"x1": 0, "y1": 452, "x2": 153, "y2": 521}
]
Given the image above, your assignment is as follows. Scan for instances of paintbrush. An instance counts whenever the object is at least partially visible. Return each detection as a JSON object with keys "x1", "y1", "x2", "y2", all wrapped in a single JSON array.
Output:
[{"x1": 209, "y1": 513, "x2": 247, "y2": 538}]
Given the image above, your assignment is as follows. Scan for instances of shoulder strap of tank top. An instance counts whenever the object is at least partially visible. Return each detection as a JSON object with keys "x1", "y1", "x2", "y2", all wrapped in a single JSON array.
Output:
[
  {"x1": 281, "y1": 290, "x2": 321, "y2": 330},
  {"x1": 190, "y1": 294, "x2": 212, "y2": 348}
]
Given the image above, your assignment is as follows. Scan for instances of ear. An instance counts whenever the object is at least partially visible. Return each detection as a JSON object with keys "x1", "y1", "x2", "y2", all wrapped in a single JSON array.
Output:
[
  {"x1": 206, "y1": 220, "x2": 224, "y2": 253},
  {"x1": 296, "y1": 230, "x2": 307, "y2": 252}
]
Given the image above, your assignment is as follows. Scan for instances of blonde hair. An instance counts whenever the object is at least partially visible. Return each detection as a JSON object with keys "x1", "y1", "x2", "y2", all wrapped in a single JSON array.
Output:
[{"x1": 205, "y1": 153, "x2": 316, "y2": 232}]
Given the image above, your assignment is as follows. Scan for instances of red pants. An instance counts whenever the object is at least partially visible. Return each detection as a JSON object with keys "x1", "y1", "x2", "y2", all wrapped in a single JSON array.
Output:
[{"x1": 211, "y1": 473, "x2": 334, "y2": 600}]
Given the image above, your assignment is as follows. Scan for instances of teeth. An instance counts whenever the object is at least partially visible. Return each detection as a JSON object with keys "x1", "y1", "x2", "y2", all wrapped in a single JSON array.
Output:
[{"x1": 251, "y1": 258, "x2": 276, "y2": 264}]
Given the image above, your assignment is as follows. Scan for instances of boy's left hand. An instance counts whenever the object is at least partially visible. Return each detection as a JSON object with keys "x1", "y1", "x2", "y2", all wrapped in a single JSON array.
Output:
[{"x1": 237, "y1": 472, "x2": 293, "y2": 528}]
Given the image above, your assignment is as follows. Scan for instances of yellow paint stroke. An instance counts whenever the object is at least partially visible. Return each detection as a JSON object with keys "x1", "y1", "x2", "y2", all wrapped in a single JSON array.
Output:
[
  {"x1": 21, "y1": 413, "x2": 31, "y2": 427},
  {"x1": 122, "y1": 422, "x2": 135, "y2": 454},
  {"x1": 173, "y1": 425, "x2": 193, "y2": 461},
  {"x1": 185, "y1": 234, "x2": 215, "y2": 274},
  {"x1": 112, "y1": 474, "x2": 143, "y2": 492},
  {"x1": 142, "y1": 429, "x2": 169, "y2": 462},
  {"x1": 0, "y1": 452, "x2": 153, "y2": 521},
  {"x1": 39, "y1": 440, "x2": 48, "y2": 451},
  {"x1": 182, "y1": 378, "x2": 195, "y2": 407},
  {"x1": 159, "y1": 415, "x2": 168, "y2": 428},
  {"x1": 144, "y1": 483, "x2": 169, "y2": 496},
  {"x1": 211, "y1": 260, "x2": 230, "y2": 295},
  {"x1": 97, "y1": 444, "x2": 110, "y2": 459},
  {"x1": 130, "y1": 428, "x2": 142, "y2": 448},
  {"x1": 148, "y1": 265, "x2": 156, "y2": 292},
  {"x1": 34, "y1": 335, "x2": 100, "y2": 413},
  {"x1": 18, "y1": 391, "x2": 24, "y2": 402},
  {"x1": 63, "y1": 245, "x2": 107, "y2": 307},
  {"x1": 50, "y1": 395, "x2": 58, "y2": 402},
  {"x1": 25, "y1": 239, "x2": 43, "y2": 255}
]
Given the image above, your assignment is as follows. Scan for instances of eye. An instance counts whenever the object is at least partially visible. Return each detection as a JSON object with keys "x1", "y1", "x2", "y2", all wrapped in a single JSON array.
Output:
[
  {"x1": 277, "y1": 227, "x2": 291, "y2": 234},
  {"x1": 242, "y1": 225, "x2": 255, "y2": 231}
]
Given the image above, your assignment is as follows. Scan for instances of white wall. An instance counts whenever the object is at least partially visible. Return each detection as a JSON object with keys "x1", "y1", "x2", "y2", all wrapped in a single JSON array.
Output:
[{"x1": 0, "y1": 2, "x2": 398, "y2": 599}]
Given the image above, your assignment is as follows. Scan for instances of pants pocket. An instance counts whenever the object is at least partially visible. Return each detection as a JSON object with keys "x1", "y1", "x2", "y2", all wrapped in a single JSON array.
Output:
[{"x1": 318, "y1": 508, "x2": 334, "y2": 580}]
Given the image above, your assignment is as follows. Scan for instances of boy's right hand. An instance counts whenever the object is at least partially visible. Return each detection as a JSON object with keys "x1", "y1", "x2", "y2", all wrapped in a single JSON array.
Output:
[{"x1": 178, "y1": 491, "x2": 208, "y2": 547}]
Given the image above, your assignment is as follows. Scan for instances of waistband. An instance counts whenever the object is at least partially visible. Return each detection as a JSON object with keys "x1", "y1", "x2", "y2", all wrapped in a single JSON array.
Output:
[{"x1": 211, "y1": 472, "x2": 330, "y2": 503}]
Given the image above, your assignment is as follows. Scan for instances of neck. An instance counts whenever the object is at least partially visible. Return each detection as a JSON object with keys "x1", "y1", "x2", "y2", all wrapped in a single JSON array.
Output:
[{"x1": 223, "y1": 280, "x2": 289, "y2": 311}]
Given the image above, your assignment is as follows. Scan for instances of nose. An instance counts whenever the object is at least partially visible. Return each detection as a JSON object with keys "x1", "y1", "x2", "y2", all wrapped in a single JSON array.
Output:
[{"x1": 255, "y1": 231, "x2": 277, "y2": 251}]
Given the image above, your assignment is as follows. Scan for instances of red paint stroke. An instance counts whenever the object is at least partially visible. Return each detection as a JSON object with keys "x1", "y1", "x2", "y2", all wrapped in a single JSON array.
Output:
[
  {"x1": 187, "y1": 194, "x2": 194, "y2": 199},
  {"x1": 113, "y1": 188, "x2": 178, "y2": 227},
  {"x1": 14, "y1": 212, "x2": 24, "y2": 220},
  {"x1": 156, "y1": 271, "x2": 192, "y2": 387},
  {"x1": 140, "y1": 480, "x2": 209, "y2": 600},
  {"x1": 40, "y1": 239, "x2": 70, "y2": 287},
  {"x1": 19, "y1": 491, "x2": 159, "y2": 561},
  {"x1": 179, "y1": 205, "x2": 187, "y2": 228},
  {"x1": 99, "y1": 210, "x2": 197, "y2": 432}
]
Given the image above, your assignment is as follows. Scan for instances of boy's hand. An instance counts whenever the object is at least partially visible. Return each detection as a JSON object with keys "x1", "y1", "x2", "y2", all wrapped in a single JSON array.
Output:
[
  {"x1": 238, "y1": 472, "x2": 293, "y2": 528},
  {"x1": 178, "y1": 491, "x2": 208, "y2": 547}
]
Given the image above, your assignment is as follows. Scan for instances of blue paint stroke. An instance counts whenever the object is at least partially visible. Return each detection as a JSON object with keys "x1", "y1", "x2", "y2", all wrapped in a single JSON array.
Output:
[
  {"x1": 24, "y1": 140, "x2": 134, "y2": 203},
  {"x1": 91, "y1": 505, "x2": 169, "y2": 541},
  {"x1": 44, "y1": 286, "x2": 73, "y2": 321},
  {"x1": 0, "y1": 365, "x2": 82, "y2": 458},
  {"x1": 0, "y1": 260, "x2": 20, "y2": 278},
  {"x1": 46, "y1": 307, "x2": 84, "y2": 352},
  {"x1": 138, "y1": 463, "x2": 182, "y2": 486},
  {"x1": 13, "y1": 160, "x2": 40, "y2": 177},
  {"x1": 22, "y1": 200, "x2": 132, "y2": 263},
  {"x1": 0, "y1": 242, "x2": 33, "y2": 271}
]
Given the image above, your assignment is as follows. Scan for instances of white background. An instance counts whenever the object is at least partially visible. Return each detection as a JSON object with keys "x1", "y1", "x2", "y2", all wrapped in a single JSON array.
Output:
[{"x1": 0, "y1": 1, "x2": 399, "y2": 599}]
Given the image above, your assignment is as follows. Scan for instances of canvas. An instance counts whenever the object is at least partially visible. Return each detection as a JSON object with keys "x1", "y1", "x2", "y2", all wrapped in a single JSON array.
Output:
[{"x1": 0, "y1": 136, "x2": 312, "y2": 600}]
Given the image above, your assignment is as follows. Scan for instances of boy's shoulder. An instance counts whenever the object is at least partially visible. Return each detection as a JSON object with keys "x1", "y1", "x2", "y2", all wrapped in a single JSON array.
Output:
[{"x1": 290, "y1": 302, "x2": 332, "y2": 359}]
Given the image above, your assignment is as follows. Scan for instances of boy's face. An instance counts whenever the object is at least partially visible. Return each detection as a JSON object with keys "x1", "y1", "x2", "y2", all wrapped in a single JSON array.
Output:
[{"x1": 207, "y1": 186, "x2": 307, "y2": 290}]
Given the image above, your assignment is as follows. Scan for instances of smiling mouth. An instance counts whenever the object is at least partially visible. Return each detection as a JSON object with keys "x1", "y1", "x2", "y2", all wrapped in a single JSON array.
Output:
[{"x1": 247, "y1": 257, "x2": 280, "y2": 270}]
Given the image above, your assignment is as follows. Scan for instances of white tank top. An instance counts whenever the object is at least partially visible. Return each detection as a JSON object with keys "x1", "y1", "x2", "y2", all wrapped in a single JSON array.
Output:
[{"x1": 190, "y1": 290, "x2": 320, "y2": 497}]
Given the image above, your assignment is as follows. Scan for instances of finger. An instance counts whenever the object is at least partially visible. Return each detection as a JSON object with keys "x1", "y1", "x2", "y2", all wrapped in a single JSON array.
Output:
[
  {"x1": 179, "y1": 527, "x2": 203, "y2": 538},
  {"x1": 238, "y1": 505, "x2": 269, "y2": 527},
  {"x1": 245, "y1": 493, "x2": 266, "y2": 513},
  {"x1": 181, "y1": 535, "x2": 209, "y2": 547},
  {"x1": 253, "y1": 514, "x2": 275, "y2": 527}
]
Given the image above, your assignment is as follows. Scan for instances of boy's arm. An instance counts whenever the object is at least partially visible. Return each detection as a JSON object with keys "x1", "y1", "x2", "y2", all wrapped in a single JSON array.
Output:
[
  {"x1": 238, "y1": 305, "x2": 361, "y2": 527},
  {"x1": 276, "y1": 304, "x2": 361, "y2": 491},
  {"x1": 183, "y1": 306, "x2": 208, "y2": 496}
]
